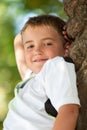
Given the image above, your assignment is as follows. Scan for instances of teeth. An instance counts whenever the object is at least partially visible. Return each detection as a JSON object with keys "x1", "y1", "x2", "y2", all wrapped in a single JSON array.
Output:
[
  {"x1": 34, "y1": 59, "x2": 48, "y2": 62},
  {"x1": 35, "y1": 59, "x2": 43, "y2": 62}
]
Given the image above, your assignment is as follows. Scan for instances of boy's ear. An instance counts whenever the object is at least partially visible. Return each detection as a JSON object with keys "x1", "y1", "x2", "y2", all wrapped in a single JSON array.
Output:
[{"x1": 64, "y1": 42, "x2": 71, "y2": 57}]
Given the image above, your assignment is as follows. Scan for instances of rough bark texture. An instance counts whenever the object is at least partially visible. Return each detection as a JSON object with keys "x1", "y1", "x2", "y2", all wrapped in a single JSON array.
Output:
[{"x1": 63, "y1": 0, "x2": 87, "y2": 130}]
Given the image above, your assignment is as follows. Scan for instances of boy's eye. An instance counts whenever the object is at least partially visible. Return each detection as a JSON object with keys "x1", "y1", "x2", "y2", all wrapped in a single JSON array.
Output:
[
  {"x1": 44, "y1": 43, "x2": 53, "y2": 46},
  {"x1": 27, "y1": 45, "x2": 34, "y2": 49}
]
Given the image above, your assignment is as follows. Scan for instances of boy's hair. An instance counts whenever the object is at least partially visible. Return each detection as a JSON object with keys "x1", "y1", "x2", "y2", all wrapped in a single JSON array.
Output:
[{"x1": 21, "y1": 14, "x2": 66, "y2": 45}]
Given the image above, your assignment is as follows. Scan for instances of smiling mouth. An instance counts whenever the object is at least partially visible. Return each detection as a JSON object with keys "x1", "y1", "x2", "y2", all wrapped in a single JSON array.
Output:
[{"x1": 33, "y1": 59, "x2": 48, "y2": 62}]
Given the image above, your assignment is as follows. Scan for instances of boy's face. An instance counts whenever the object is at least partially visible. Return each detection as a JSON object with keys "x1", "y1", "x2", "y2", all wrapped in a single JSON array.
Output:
[{"x1": 22, "y1": 25, "x2": 67, "y2": 73}]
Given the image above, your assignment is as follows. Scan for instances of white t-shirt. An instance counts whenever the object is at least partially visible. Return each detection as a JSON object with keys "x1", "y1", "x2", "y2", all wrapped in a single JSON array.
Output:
[{"x1": 3, "y1": 56, "x2": 80, "y2": 130}]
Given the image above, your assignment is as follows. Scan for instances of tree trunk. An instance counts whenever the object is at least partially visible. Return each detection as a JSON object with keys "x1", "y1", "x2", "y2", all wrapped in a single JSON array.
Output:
[{"x1": 63, "y1": 0, "x2": 87, "y2": 130}]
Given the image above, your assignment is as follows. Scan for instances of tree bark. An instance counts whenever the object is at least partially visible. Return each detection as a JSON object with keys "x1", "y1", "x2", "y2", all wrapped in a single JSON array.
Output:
[{"x1": 63, "y1": 0, "x2": 87, "y2": 130}]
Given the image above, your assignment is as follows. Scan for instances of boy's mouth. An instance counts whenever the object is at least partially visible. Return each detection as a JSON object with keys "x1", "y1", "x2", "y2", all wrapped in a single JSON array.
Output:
[{"x1": 33, "y1": 58, "x2": 48, "y2": 62}]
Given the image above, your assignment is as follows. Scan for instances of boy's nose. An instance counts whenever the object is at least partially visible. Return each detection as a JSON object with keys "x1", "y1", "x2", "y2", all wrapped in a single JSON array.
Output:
[{"x1": 34, "y1": 45, "x2": 43, "y2": 54}]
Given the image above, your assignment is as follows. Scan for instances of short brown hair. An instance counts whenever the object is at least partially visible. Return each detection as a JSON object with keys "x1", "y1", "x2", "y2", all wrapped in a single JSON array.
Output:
[{"x1": 21, "y1": 14, "x2": 66, "y2": 45}]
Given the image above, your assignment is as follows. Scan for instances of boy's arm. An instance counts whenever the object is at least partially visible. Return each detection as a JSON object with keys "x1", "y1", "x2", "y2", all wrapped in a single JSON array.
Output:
[
  {"x1": 42, "y1": 57, "x2": 80, "y2": 130},
  {"x1": 53, "y1": 104, "x2": 79, "y2": 130},
  {"x1": 14, "y1": 33, "x2": 28, "y2": 80}
]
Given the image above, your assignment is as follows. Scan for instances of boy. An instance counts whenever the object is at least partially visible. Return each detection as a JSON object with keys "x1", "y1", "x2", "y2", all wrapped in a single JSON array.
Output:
[{"x1": 3, "y1": 15, "x2": 80, "y2": 130}]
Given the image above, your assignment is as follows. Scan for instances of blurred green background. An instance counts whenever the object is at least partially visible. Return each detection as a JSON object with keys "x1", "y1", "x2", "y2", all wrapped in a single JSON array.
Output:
[{"x1": 0, "y1": 0, "x2": 67, "y2": 129}]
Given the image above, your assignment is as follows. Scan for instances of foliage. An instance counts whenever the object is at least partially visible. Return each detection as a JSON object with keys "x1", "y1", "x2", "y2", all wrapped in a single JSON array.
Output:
[{"x1": 0, "y1": 0, "x2": 67, "y2": 129}]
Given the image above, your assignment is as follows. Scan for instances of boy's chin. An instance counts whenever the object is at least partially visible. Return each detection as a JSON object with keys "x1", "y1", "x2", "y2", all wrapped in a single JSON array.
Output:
[
  {"x1": 29, "y1": 61, "x2": 47, "y2": 74},
  {"x1": 32, "y1": 65, "x2": 44, "y2": 74},
  {"x1": 33, "y1": 68, "x2": 42, "y2": 74}
]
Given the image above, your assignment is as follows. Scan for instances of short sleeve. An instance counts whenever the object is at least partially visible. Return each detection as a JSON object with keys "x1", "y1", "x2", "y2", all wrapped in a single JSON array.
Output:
[{"x1": 41, "y1": 56, "x2": 80, "y2": 112}]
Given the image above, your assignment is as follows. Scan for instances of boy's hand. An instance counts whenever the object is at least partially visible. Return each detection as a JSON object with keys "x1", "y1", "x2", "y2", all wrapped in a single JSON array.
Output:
[{"x1": 62, "y1": 25, "x2": 74, "y2": 43}]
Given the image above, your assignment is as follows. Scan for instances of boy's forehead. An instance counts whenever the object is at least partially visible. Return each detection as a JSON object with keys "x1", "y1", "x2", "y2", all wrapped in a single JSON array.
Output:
[
  {"x1": 22, "y1": 25, "x2": 61, "y2": 39},
  {"x1": 24, "y1": 25, "x2": 59, "y2": 34},
  {"x1": 22, "y1": 26, "x2": 64, "y2": 46},
  {"x1": 26, "y1": 24, "x2": 51, "y2": 29}
]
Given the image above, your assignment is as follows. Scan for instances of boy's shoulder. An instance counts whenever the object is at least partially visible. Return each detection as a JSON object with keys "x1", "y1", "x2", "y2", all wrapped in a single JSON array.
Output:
[
  {"x1": 45, "y1": 56, "x2": 74, "y2": 66},
  {"x1": 40, "y1": 56, "x2": 74, "y2": 75}
]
